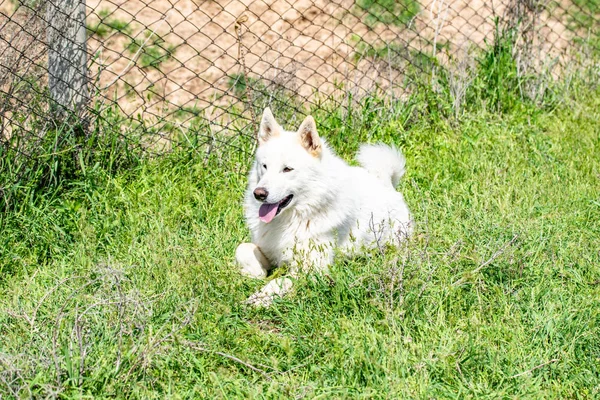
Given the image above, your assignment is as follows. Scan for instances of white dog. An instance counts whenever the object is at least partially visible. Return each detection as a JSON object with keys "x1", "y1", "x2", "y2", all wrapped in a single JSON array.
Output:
[{"x1": 236, "y1": 108, "x2": 412, "y2": 306}]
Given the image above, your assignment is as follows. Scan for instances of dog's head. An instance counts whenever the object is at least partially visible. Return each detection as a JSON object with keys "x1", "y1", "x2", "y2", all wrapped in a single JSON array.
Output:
[{"x1": 252, "y1": 108, "x2": 323, "y2": 223}]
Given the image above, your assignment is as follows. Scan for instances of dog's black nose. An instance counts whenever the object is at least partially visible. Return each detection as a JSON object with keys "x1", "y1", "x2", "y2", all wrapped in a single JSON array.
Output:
[{"x1": 253, "y1": 187, "x2": 268, "y2": 201}]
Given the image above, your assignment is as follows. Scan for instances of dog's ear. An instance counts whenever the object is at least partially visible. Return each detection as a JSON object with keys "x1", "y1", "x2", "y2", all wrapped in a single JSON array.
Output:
[
  {"x1": 258, "y1": 108, "x2": 280, "y2": 145},
  {"x1": 297, "y1": 115, "x2": 322, "y2": 157}
]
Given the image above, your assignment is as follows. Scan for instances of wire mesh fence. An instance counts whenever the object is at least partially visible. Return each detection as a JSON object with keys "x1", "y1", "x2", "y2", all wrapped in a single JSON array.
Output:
[{"x1": 0, "y1": 0, "x2": 599, "y2": 159}]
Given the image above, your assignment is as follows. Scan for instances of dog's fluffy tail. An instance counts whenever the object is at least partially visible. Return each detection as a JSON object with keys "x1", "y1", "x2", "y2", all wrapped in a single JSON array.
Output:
[{"x1": 357, "y1": 144, "x2": 406, "y2": 188}]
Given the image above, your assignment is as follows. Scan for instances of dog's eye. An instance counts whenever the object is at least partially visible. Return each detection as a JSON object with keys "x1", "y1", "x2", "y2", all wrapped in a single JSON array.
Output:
[
  {"x1": 262, "y1": 164, "x2": 267, "y2": 170},
  {"x1": 282, "y1": 167, "x2": 294, "y2": 173}
]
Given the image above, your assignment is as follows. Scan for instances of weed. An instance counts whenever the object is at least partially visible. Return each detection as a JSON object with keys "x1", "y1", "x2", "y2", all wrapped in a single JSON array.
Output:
[
  {"x1": 126, "y1": 31, "x2": 176, "y2": 70},
  {"x1": 225, "y1": 72, "x2": 306, "y2": 130},
  {"x1": 227, "y1": 73, "x2": 260, "y2": 98},
  {"x1": 567, "y1": 0, "x2": 600, "y2": 32},
  {"x1": 87, "y1": 9, "x2": 132, "y2": 39},
  {"x1": 354, "y1": 0, "x2": 419, "y2": 28}
]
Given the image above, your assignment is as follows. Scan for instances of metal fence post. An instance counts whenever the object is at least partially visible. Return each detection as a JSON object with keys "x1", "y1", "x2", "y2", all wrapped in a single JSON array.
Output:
[{"x1": 47, "y1": 0, "x2": 88, "y2": 118}]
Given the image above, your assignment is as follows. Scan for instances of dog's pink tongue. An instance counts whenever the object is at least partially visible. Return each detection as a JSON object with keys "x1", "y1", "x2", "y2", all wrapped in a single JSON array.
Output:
[{"x1": 259, "y1": 203, "x2": 278, "y2": 223}]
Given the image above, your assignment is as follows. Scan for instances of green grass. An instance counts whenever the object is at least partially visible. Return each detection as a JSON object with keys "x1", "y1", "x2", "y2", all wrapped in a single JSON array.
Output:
[
  {"x1": 1, "y1": 83, "x2": 599, "y2": 397},
  {"x1": 1, "y1": 26, "x2": 600, "y2": 397}
]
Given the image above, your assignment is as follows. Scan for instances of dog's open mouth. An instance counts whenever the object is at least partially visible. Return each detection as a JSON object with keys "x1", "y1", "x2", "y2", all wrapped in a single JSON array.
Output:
[{"x1": 258, "y1": 194, "x2": 293, "y2": 223}]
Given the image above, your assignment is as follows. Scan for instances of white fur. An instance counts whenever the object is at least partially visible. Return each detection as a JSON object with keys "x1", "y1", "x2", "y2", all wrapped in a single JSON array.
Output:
[
  {"x1": 356, "y1": 143, "x2": 406, "y2": 188},
  {"x1": 237, "y1": 109, "x2": 412, "y2": 306}
]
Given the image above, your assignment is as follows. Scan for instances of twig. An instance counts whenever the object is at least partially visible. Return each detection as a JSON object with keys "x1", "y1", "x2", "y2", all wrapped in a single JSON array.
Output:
[
  {"x1": 52, "y1": 277, "x2": 102, "y2": 386},
  {"x1": 31, "y1": 275, "x2": 85, "y2": 328},
  {"x1": 511, "y1": 358, "x2": 559, "y2": 378},
  {"x1": 387, "y1": 256, "x2": 404, "y2": 311},
  {"x1": 184, "y1": 340, "x2": 272, "y2": 380},
  {"x1": 123, "y1": 303, "x2": 197, "y2": 381},
  {"x1": 472, "y1": 234, "x2": 519, "y2": 274},
  {"x1": 453, "y1": 235, "x2": 519, "y2": 286},
  {"x1": 203, "y1": 106, "x2": 218, "y2": 165},
  {"x1": 114, "y1": 271, "x2": 125, "y2": 373},
  {"x1": 369, "y1": 212, "x2": 386, "y2": 256},
  {"x1": 74, "y1": 304, "x2": 85, "y2": 387},
  {"x1": 0, "y1": 355, "x2": 24, "y2": 398}
]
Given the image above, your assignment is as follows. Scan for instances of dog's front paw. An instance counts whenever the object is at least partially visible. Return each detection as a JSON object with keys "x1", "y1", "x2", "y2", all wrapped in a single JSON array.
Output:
[
  {"x1": 245, "y1": 291, "x2": 275, "y2": 308},
  {"x1": 236, "y1": 243, "x2": 269, "y2": 278},
  {"x1": 240, "y1": 264, "x2": 267, "y2": 279},
  {"x1": 245, "y1": 278, "x2": 293, "y2": 308}
]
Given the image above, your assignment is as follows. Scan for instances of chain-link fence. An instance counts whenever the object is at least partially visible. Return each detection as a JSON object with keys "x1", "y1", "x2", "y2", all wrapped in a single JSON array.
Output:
[{"x1": 1, "y1": 0, "x2": 599, "y2": 157}]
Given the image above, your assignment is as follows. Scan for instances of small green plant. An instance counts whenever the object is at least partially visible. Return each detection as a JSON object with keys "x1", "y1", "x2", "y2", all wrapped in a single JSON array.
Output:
[
  {"x1": 352, "y1": 38, "x2": 438, "y2": 74},
  {"x1": 227, "y1": 73, "x2": 260, "y2": 98},
  {"x1": 467, "y1": 21, "x2": 529, "y2": 112},
  {"x1": 87, "y1": 9, "x2": 132, "y2": 39},
  {"x1": 127, "y1": 31, "x2": 176, "y2": 70},
  {"x1": 566, "y1": 0, "x2": 600, "y2": 56},
  {"x1": 354, "y1": 0, "x2": 419, "y2": 27},
  {"x1": 354, "y1": 39, "x2": 408, "y2": 63},
  {"x1": 224, "y1": 73, "x2": 304, "y2": 126},
  {"x1": 173, "y1": 105, "x2": 203, "y2": 120},
  {"x1": 567, "y1": 0, "x2": 600, "y2": 32}
]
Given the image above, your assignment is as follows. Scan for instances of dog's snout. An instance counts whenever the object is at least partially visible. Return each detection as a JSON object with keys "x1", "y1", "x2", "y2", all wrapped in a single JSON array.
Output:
[{"x1": 253, "y1": 187, "x2": 269, "y2": 201}]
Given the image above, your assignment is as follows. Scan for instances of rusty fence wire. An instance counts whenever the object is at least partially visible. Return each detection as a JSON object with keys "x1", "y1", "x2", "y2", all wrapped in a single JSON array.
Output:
[{"x1": 0, "y1": 0, "x2": 599, "y2": 161}]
